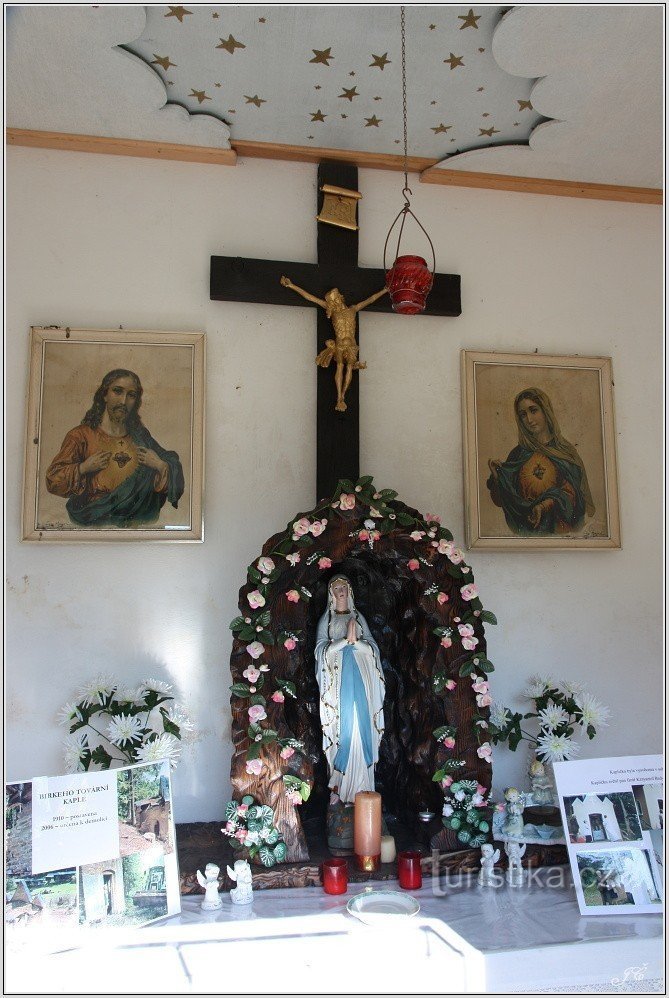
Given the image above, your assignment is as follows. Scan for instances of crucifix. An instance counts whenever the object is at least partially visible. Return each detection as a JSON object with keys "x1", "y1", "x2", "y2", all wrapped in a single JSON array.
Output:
[{"x1": 210, "y1": 162, "x2": 461, "y2": 502}]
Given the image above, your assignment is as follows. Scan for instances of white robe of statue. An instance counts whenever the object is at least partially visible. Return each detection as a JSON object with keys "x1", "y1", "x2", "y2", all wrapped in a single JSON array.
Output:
[{"x1": 315, "y1": 576, "x2": 385, "y2": 804}]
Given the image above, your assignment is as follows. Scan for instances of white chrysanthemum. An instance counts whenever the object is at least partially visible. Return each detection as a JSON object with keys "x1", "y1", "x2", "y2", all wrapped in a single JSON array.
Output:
[
  {"x1": 107, "y1": 713, "x2": 143, "y2": 746},
  {"x1": 116, "y1": 686, "x2": 147, "y2": 706},
  {"x1": 135, "y1": 733, "x2": 182, "y2": 768},
  {"x1": 77, "y1": 675, "x2": 116, "y2": 706},
  {"x1": 536, "y1": 732, "x2": 580, "y2": 763},
  {"x1": 522, "y1": 674, "x2": 554, "y2": 700},
  {"x1": 537, "y1": 701, "x2": 570, "y2": 731},
  {"x1": 559, "y1": 680, "x2": 585, "y2": 699},
  {"x1": 62, "y1": 732, "x2": 88, "y2": 772},
  {"x1": 58, "y1": 701, "x2": 83, "y2": 727},
  {"x1": 576, "y1": 694, "x2": 610, "y2": 729},
  {"x1": 141, "y1": 678, "x2": 173, "y2": 696},
  {"x1": 489, "y1": 702, "x2": 511, "y2": 729}
]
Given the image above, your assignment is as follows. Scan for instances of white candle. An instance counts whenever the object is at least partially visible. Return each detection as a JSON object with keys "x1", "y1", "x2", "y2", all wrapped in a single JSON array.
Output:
[{"x1": 380, "y1": 835, "x2": 396, "y2": 864}]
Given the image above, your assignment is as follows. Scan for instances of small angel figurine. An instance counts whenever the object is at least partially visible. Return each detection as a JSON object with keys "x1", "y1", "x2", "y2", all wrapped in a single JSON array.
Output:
[
  {"x1": 505, "y1": 840, "x2": 527, "y2": 887},
  {"x1": 196, "y1": 862, "x2": 222, "y2": 911},
  {"x1": 478, "y1": 842, "x2": 501, "y2": 887},
  {"x1": 528, "y1": 759, "x2": 554, "y2": 806},
  {"x1": 227, "y1": 859, "x2": 253, "y2": 905},
  {"x1": 502, "y1": 787, "x2": 526, "y2": 838}
]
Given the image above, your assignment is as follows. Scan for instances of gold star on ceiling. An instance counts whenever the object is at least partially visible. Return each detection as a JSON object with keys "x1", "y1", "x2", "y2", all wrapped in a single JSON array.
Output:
[
  {"x1": 477, "y1": 86, "x2": 485, "y2": 92},
  {"x1": 341, "y1": 113, "x2": 347, "y2": 119},
  {"x1": 338, "y1": 86, "x2": 359, "y2": 101},
  {"x1": 479, "y1": 126, "x2": 500, "y2": 136},
  {"x1": 482, "y1": 112, "x2": 490, "y2": 117},
  {"x1": 217, "y1": 35, "x2": 246, "y2": 54},
  {"x1": 212, "y1": 11, "x2": 219, "y2": 17},
  {"x1": 314, "y1": 85, "x2": 321, "y2": 90},
  {"x1": 245, "y1": 94, "x2": 266, "y2": 107},
  {"x1": 444, "y1": 53, "x2": 464, "y2": 70},
  {"x1": 364, "y1": 115, "x2": 381, "y2": 127},
  {"x1": 165, "y1": 6, "x2": 192, "y2": 22},
  {"x1": 167, "y1": 81, "x2": 174, "y2": 86},
  {"x1": 432, "y1": 123, "x2": 452, "y2": 134},
  {"x1": 514, "y1": 121, "x2": 520, "y2": 126},
  {"x1": 214, "y1": 82, "x2": 221, "y2": 88},
  {"x1": 429, "y1": 24, "x2": 436, "y2": 30},
  {"x1": 517, "y1": 99, "x2": 533, "y2": 111},
  {"x1": 349, "y1": 71, "x2": 356, "y2": 77},
  {"x1": 310, "y1": 48, "x2": 334, "y2": 66},
  {"x1": 430, "y1": 100, "x2": 437, "y2": 105},
  {"x1": 190, "y1": 89, "x2": 211, "y2": 104},
  {"x1": 458, "y1": 9, "x2": 481, "y2": 29},
  {"x1": 310, "y1": 109, "x2": 326, "y2": 122},
  {"x1": 151, "y1": 54, "x2": 176, "y2": 72},
  {"x1": 370, "y1": 52, "x2": 391, "y2": 70},
  {"x1": 258, "y1": 17, "x2": 266, "y2": 23},
  {"x1": 478, "y1": 47, "x2": 485, "y2": 53},
  {"x1": 373, "y1": 96, "x2": 382, "y2": 101}
]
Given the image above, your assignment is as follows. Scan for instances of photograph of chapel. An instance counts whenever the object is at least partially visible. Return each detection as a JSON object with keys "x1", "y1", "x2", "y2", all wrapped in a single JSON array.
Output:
[{"x1": 4, "y1": 2, "x2": 664, "y2": 990}]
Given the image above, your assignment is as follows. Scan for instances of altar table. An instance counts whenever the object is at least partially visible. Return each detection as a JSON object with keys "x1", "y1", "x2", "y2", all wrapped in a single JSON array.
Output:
[{"x1": 5, "y1": 869, "x2": 663, "y2": 994}]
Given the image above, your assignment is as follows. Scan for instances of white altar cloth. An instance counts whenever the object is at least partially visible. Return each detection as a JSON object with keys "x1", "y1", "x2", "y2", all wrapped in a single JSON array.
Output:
[{"x1": 5, "y1": 869, "x2": 663, "y2": 994}]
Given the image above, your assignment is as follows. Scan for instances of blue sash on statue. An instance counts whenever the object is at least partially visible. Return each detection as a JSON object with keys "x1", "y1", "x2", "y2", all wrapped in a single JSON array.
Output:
[{"x1": 333, "y1": 644, "x2": 374, "y2": 773}]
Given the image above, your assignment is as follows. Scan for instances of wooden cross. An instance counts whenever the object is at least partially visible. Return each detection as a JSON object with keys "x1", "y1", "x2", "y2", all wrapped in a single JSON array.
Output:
[{"x1": 210, "y1": 162, "x2": 461, "y2": 502}]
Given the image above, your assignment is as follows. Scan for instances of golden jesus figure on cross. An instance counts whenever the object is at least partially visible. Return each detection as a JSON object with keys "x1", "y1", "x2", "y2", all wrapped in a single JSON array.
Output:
[{"x1": 280, "y1": 276, "x2": 387, "y2": 412}]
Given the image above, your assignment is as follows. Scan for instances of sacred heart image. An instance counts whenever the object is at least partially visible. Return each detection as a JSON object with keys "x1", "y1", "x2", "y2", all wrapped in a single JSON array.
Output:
[
  {"x1": 461, "y1": 351, "x2": 621, "y2": 550},
  {"x1": 22, "y1": 327, "x2": 204, "y2": 542}
]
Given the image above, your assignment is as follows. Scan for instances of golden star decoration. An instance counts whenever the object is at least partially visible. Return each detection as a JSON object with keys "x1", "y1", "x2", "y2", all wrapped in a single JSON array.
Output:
[
  {"x1": 370, "y1": 52, "x2": 391, "y2": 70},
  {"x1": 245, "y1": 94, "x2": 266, "y2": 107},
  {"x1": 444, "y1": 53, "x2": 464, "y2": 70},
  {"x1": 151, "y1": 54, "x2": 176, "y2": 72},
  {"x1": 212, "y1": 11, "x2": 219, "y2": 17},
  {"x1": 341, "y1": 113, "x2": 347, "y2": 119},
  {"x1": 458, "y1": 9, "x2": 481, "y2": 29},
  {"x1": 338, "y1": 86, "x2": 359, "y2": 101},
  {"x1": 429, "y1": 24, "x2": 436, "y2": 30},
  {"x1": 364, "y1": 115, "x2": 381, "y2": 127},
  {"x1": 517, "y1": 99, "x2": 533, "y2": 111},
  {"x1": 310, "y1": 109, "x2": 326, "y2": 121},
  {"x1": 214, "y1": 82, "x2": 221, "y2": 88},
  {"x1": 259, "y1": 17, "x2": 266, "y2": 23},
  {"x1": 217, "y1": 35, "x2": 246, "y2": 54},
  {"x1": 165, "y1": 6, "x2": 192, "y2": 22},
  {"x1": 479, "y1": 126, "x2": 500, "y2": 136},
  {"x1": 310, "y1": 47, "x2": 334, "y2": 65},
  {"x1": 190, "y1": 89, "x2": 211, "y2": 104},
  {"x1": 478, "y1": 47, "x2": 485, "y2": 52},
  {"x1": 432, "y1": 123, "x2": 452, "y2": 134},
  {"x1": 477, "y1": 86, "x2": 485, "y2": 92}
]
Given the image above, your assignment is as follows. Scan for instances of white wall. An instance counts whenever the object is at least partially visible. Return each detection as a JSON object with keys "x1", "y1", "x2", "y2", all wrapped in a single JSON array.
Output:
[{"x1": 6, "y1": 148, "x2": 663, "y2": 820}]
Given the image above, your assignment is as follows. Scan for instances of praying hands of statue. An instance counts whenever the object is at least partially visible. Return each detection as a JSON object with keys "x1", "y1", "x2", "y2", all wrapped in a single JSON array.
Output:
[
  {"x1": 346, "y1": 618, "x2": 358, "y2": 644},
  {"x1": 279, "y1": 275, "x2": 388, "y2": 412}
]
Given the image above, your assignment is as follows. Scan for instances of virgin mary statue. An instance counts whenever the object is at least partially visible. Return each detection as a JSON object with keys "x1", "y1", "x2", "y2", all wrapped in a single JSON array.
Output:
[{"x1": 315, "y1": 576, "x2": 385, "y2": 805}]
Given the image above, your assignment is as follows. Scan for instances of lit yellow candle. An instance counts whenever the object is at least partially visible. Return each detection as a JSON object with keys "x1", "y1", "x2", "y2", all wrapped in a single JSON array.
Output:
[
  {"x1": 380, "y1": 835, "x2": 396, "y2": 864},
  {"x1": 354, "y1": 791, "x2": 382, "y2": 870}
]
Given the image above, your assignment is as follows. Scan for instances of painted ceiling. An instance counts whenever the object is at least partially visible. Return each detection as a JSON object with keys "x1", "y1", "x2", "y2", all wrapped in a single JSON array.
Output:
[{"x1": 6, "y1": 5, "x2": 664, "y2": 188}]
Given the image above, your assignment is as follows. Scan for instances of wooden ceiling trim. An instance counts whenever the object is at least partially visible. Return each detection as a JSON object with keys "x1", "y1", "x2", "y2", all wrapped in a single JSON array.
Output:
[{"x1": 7, "y1": 129, "x2": 661, "y2": 204}]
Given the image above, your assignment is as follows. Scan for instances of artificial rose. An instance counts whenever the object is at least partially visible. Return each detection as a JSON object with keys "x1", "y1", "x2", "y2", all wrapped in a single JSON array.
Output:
[
  {"x1": 476, "y1": 693, "x2": 492, "y2": 708},
  {"x1": 461, "y1": 583, "x2": 478, "y2": 601},
  {"x1": 339, "y1": 493, "x2": 356, "y2": 510},
  {"x1": 440, "y1": 635, "x2": 453, "y2": 649},
  {"x1": 246, "y1": 641, "x2": 264, "y2": 660},
  {"x1": 248, "y1": 704, "x2": 267, "y2": 723},
  {"x1": 437, "y1": 592, "x2": 449, "y2": 605},
  {"x1": 245, "y1": 758, "x2": 263, "y2": 776},
  {"x1": 286, "y1": 590, "x2": 300, "y2": 603},
  {"x1": 247, "y1": 590, "x2": 265, "y2": 609},
  {"x1": 259, "y1": 663, "x2": 270, "y2": 672},
  {"x1": 283, "y1": 637, "x2": 297, "y2": 651},
  {"x1": 310, "y1": 519, "x2": 327, "y2": 536},
  {"x1": 458, "y1": 623, "x2": 475, "y2": 638},
  {"x1": 243, "y1": 667, "x2": 260, "y2": 683},
  {"x1": 437, "y1": 539, "x2": 453, "y2": 555},
  {"x1": 471, "y1": 676, "x2": 488, "y2": 693},
  {"x1": 235, "y1": 829, "x2": 247, "y2": 841},
  {"x1": 286, "y1": 790, "x2": 302, "y2": 806},
  {"x1": 476, "y1": 784, "x2": 487, "y2": 796},
  {"x1": 445, "y1": 679, "x2": 456, "y2": 691},
  {"x1": 318, "y1": 557, "x2": 332, "y2": 570},
  {"x1": 286, "y1": 552, "x2": 301, "y2": 566},
  {"x1": 237, "y1": 804, "x2": 249, "y2": 815},
  {"x1": 441, "y1": 775, "x2": 453, "y2": 789},
  {"x1": 408, "y1": 559, "x2": 420, "y2": 571},
  {"x1": 257, "y1": 556, "x2": 275, "y2": 575},
  {"x1": 443, "y1": 736, "x2": 456, "y2": 749},
  {"x1": 442, "y1": 803, "x2": 454, "y2": 817},
  {"x1": 477, "y1": 742, "x2": 493, "y2": 763},
  {"x1": 292, "y1": 517, "x2": 311, "y2": 537},
  {"x1": 426, "y1": 513, "x2": 441, "y2": 524},
  {"x1": 410, "y1": 530, "x2": 426, "y2": 540},
  {"x1": 449, "y1": 548, "x2": 464, "y2": 565},
  {"x1": 371, "y1": 530, "x2": 381, "y2": 542},
  {"x1": 271, "y1": 691, "x2": 285, "y2": 703},
  {"x1": 462, "y1": 636, "x2": 479, "y2": 650},
  {"x1": 358, "y1": 530, "x2": 370, "y2": 542},
  {"x1": 280, "y1": 746, "x2": 295, "y2": 760}
]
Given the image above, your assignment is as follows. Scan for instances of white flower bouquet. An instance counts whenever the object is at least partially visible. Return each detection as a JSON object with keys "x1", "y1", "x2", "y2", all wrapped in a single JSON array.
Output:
[{"x1": 59, "y1": 675, "x2": 194, "y2": 771}]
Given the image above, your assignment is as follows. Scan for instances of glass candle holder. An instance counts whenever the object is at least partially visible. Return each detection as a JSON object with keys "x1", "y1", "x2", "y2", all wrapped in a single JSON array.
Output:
[
  {"x1": 397, "y1": 850, "x2": 423, "y2": 890},
  {"x1": 322, "y1": 857, "x2": 348, "y2": 895}
]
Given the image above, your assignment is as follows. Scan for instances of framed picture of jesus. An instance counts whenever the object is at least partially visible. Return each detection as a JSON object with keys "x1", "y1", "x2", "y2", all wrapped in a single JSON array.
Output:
[
  {"x1": 22, "y1": 327, "x2": 205, "y2": 542},
  {"x1": 461, "y1": 351, "x2": 621, "y2": 550}
]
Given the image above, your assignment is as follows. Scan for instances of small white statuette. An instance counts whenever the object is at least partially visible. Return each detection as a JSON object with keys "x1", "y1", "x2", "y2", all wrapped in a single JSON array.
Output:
[
  {"x1": 196, "y1": 862, "x2": 222, "y2": 911},
  {"x1": 478, "y1": 842, "x2": 501, "y2": 887},
  {"x1": 505, "y1": 840, "x2": 527, "y2": 887},
  {"x1": 227, "y1": 859, "x2": 253, "y2": 905},
  {"x1": 502, "y1": 787, "x2": 526, "y2": 838}
]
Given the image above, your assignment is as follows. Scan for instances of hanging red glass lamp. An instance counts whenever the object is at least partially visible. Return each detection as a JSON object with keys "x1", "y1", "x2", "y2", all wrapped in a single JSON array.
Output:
[{"x1": 383, "y1": 6, "x2": 436, "y2": 315}]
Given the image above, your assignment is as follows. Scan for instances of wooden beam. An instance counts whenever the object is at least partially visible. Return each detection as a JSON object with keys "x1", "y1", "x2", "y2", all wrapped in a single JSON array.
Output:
[
  {"x1": 7, "y1": 128, "x2": 662, "y2": 204},
  {"x1": 6, "y1": 128, "x2": 237, "y2": 165}
]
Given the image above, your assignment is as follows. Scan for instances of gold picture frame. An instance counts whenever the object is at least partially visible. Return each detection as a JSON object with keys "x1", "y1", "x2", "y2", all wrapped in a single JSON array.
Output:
[
  {"x1": 22, "y1": 327, "x2": 205, "y2": 542},
  {"x1": 461, "y1": 351, "x2": 620, "y2": 550}
]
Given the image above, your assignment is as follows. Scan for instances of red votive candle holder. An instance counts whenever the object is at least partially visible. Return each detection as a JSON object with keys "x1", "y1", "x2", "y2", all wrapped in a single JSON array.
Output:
[
  {"x1": 397, "y1": 851, "x2": 423, "y2": 890},
  {"x1": 322, "y1": 858, "x2": 348, "y2": 895}
]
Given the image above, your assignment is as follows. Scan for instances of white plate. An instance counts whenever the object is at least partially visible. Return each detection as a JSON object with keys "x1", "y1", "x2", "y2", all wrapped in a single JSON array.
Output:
[{"x1": 346, "y1": 890, "x2": 420, "y2": 925}]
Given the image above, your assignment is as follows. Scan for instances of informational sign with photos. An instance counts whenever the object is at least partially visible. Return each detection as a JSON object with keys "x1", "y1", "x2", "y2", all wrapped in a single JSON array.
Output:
[
  {"x1": 554, "y1": 755, "x2": 663, "y2": 916},
  {"x1": 5, "y1": 761, "x2": 181, "y2": 933}
]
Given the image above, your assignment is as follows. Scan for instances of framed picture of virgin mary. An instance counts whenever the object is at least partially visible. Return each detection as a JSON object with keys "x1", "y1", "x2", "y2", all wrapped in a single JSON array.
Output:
[
  {"x1": 461, "y1": 351, "x2": 621, "y2": 550},
  {"x1": 22, "y1": 327, "x2": 204, "y2": 542}
]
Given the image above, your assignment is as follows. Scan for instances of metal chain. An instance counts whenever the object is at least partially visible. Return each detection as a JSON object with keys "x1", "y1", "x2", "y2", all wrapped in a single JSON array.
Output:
[{"x1": 400, "y1": 5, "x2": 411, "y2": 204}]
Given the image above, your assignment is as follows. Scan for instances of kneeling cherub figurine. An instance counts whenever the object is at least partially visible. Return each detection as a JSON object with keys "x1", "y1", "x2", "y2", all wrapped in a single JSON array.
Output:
[
  {"x1": 227, "y1": 859, "x2": 253, "y2": 905},
  {"x1": 196, "y1": 862, "x2": 222, "y2": 911},
  {"x1": 478, "y1": 843, "x2": 501, "y2": 887}
]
